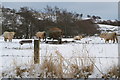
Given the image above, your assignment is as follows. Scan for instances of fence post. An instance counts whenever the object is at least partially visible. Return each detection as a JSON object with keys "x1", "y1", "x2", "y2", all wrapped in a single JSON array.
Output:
[{"x1": 34, "y1": 40, "x2": 40, "y2": 64}]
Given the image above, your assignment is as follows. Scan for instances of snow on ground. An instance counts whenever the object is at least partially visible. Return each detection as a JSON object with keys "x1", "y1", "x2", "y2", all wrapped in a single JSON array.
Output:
[
  {"x1": 0, "y1": 36, "x2": 118, "y2": 78},
  {"x1": 98, "y1": 24, "x2": 118, "y2": 33}
]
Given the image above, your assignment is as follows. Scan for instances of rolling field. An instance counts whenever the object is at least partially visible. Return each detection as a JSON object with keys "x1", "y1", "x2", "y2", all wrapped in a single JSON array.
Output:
[{"x1": 0, "y1": 36, "x2": 119, "y2": 78}]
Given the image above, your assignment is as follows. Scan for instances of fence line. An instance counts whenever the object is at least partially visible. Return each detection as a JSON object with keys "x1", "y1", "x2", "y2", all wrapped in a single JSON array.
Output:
[
  {"x1": 0, "y1": 55, "x2": 119, "y2": 59},
  {"x1": 0, "y1": 41, "x2": 119, "y2": 44}
]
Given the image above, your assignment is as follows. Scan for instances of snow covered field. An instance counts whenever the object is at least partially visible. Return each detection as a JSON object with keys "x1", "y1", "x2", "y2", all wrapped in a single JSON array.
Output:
[{"x1": 0, "y1": 36, "x2": 119, "y2": 78}]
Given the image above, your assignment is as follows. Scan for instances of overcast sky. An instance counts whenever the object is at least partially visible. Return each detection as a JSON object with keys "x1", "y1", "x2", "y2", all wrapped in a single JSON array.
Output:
[{"x1": 2, "y1": 2, "x2": 118, "y2": 20}]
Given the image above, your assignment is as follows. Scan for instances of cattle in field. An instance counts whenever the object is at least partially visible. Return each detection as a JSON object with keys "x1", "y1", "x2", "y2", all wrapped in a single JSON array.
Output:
[
  {"x1": 48, "y1": 27, "x2": 63, "y2": 44},
  {"x1": 100, "y1": 32, "x2": 118, "y2": 43},
  {"x1": 35, "y1": 31, "x2": 46, "y2": 41},
  {"x1": 3, "y1": 31, "x2": 15, "y2": 42},
  {"x1": 74, "y1": 35, "x2": 83, "y2": 40}
]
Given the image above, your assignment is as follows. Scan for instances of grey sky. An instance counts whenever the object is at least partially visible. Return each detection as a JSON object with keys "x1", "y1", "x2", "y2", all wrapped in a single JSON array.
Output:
[{"x1": 2, "y1": 2, "x2": 118, "y2": 20}]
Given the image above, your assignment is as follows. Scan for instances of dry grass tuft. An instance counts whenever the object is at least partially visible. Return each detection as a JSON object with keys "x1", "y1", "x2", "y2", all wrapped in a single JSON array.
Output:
[
  {"x1": 15, "y1": 66, "x2": 28, "y2": 78},
  {"x1": 40, "y1": 51, "x2": 64, "y2": 78},
  {"x1": 102, "y1": 65, "x2": 120, "y2": 78},
  {"x1": 66, "y1": 58, "x2": 94, "y2": 78}
]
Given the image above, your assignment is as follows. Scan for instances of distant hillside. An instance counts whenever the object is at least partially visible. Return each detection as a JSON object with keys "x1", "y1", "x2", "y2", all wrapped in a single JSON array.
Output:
[
  {"x1": 97, "y1": 24, "x2": 118, "y2": 34},
  {"x1": 97, "y1": 20, "x2": 120, "y2": 26}
]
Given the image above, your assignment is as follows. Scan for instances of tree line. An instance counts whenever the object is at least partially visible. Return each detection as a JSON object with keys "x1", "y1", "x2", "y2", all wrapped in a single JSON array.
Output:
[
  {"x1": 2, "y1": 6, "x2": 101, "y2": 39},
  {"x1": 97, "y1": 20, "x2": 120, "y2": 26}
]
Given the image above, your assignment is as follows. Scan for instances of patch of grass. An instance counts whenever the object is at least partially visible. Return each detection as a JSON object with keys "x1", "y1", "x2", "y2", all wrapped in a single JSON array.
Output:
[
  {"x1": 64, "y1": 57, "x2": 94, "y2": 78},
  {"x1": 40, "y1": 51, "x2": 64, "y2": 78},
  {"x1": 102, "y1": 65, "x2": 120, "y2": 78}
]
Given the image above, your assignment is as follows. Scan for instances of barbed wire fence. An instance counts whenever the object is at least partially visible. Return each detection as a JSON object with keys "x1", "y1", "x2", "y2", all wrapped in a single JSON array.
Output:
[{"x1": 0, "y1": 41, "x2": 119, "y2": 78}]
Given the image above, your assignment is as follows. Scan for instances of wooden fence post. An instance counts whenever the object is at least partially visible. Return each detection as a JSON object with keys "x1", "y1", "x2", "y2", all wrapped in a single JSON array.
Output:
[{"x1": 34, "y1": 40, "x2": 40, "y2": 64}]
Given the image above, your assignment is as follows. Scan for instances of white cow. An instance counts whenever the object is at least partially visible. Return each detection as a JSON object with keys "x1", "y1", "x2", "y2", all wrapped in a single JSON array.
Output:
[
  {"x1": 74, "y1": 35, "x2": 83, "y2": 40},
  {"x1": 100, "y1": 32, "x2": 118, "y2": 43},
  {"x1": 3, "y1": 31, "x2": 15, "y2": 42},
  {"x1": 35, "y1": 31, "x2": 46, "y2": 41}
]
